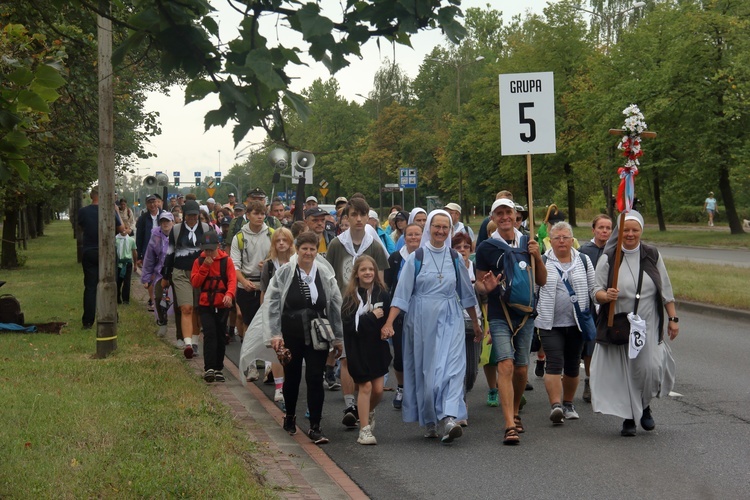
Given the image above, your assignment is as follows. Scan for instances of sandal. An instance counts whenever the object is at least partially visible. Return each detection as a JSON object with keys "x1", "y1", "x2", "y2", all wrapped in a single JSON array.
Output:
[
  {"x1": 503, "y1": 427, "x2": 520, "y2": 445},
  {"x1": 514, "y1": 415, "x2": 525, "y2": 433}
]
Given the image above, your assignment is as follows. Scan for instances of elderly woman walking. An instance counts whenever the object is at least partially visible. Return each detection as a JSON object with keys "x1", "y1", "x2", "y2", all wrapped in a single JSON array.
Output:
[
  {"x1": 381, "y1": 210, "x2": 482, "y2": 443},
  {"x1": 591, "y1": 211, "x2": 679, "y2": 437}
]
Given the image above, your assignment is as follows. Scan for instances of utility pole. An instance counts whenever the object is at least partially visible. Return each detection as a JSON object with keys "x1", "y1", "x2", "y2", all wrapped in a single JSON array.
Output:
[{"x1": 96, "y1": 0, "x2": 117, "y2": 357}]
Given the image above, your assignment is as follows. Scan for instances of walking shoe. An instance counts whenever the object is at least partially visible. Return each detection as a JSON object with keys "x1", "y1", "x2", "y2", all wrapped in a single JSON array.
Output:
[
  {"x1": 246, "y1": 365, "x2": 260, "y2": 382},
  {"x1": 525, "y1": 382, "x2": 534, "y2": 391},
  {"x1": 183, "y1": 344, "x2": 194, "y2": 359},
  {"x1": 157, "y1": 324, "x2": 167, "y2": 338},
  {"x1": 550, "y1": 404, "x2": 564, "y2": 425},
  {"x1": 274, "y1": 388, "x2": 284, "y2": 402},
  {"x1": 342, "y1": 405, "x2": 358, "y2": 428},
  {"x1": 621, "y1": 418, "x2": 637, "y2": 436},
  {"x1": 214, "y1": 371, "x2": 225, "y2": 382},
  {"x1": 640, "y1": 406, "x2": 655, "y2": 431},
  {"x1": 486, "y1": 388, "x2": 499, "y2": 407},
  {"x1": 192, "y1": 343, "x2": 199, "y2": 356},
  {"x1": 357, "y1": 425, "x2": 377, "y2": 445},
  {"x1": 424, "y1": 423, "x2": 439, "y2": 438},
  {"x1": 562, "y1": 402, "x2": 580, "y2": 420},
  {"x1": 283, "y1": 415, "x2": 297, "y2": 435},
  {"x1": 583, "y1": 378, "x2": 591, "y2": 403},
  {"x1": 203, "y1": 369, "x2": 215, "y2": 383},
  {"x1": 369, "y1": 410, "x2": 376, "y2": 433},
  {"x1": 176, "y1": 339, "x2": 185, "y2": 349},
  {"x1": 308, "y1": 425, "x2": 329, "y2": 444},
  {"x1": 325, "y1": 370, "x2": 341, "y2": 390},
  {"x1": 456, "y1": 419, "x2": 468, "y2": 427},
  {"x1": 392, "y1": 387, "x2": 403, "y2": 409},
  {"x1": 535, "y1": 359, "x2": 545, "y2": 378},
  {"x1": 441, "y1": 417, "x2": 463, "y2": 444},
  {"x1": 147, "y1": 299, "x2": 154, "y2": 312}
]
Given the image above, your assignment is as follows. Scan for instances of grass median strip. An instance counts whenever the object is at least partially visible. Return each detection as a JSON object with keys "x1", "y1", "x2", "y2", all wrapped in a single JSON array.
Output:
[
  {"x1": 664, "y1": 259, "x2": 750, "y2": 311},
  {"x1": 0, "y1": 221, "x2": 275, "y2": 498}
]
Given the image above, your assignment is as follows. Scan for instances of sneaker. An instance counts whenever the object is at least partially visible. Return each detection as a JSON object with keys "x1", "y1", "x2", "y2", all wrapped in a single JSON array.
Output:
[
  {"x1": 525, "y1": 382, "x2": 534, "y2": 391},
  {"x1": 550, "y1": 404, "x2": 564, "y2": 425},
  {"x1": 441, "y1": 417, "x2": 463, "y2": 444},
  {"x1": 183, "y1": 344, "x2": 194, "y2": 359},
  {"x1": 583, "y1": 379, "x2": 591, "y2": 403},
  {"x1": 176, "y1": 339, "x2": 185, "y2": 349},
  {"x1": 486, "y1": 388, "x2": 499, "y2": 407},
  {"x1": 357, "y1": 425, "x2": 377, "y2": 445},
  {"x1": 246, "y1": 365, "x2": 260, "y2": 382},
  {"x1": 274, "y1": 388, "x2": 284, "y2": 402},
  {"x1": 214, "y1": 371, "x2": 225, "y2": 382},
  {"x1": 283, "y1": 415, "x2": 297, "y2": 435},
  {"x1": 640, "y1": 406, "x2": 655, "y2": 431},
  {"x1": 393, "y1": 388, "x2": 403, "y2": 409},
  {"x1": 192, "y1": 343, "x2": 199, "y2": 356},
  {"x1": 621, "y1": 418, "x2": 637, "y2": 437},
  {"x1": 325, "y1": 370, "x2": 341, "y2": 390},
  {"x1": 535, "y1": 359, "x2": 545, "y2": 378},
  {"x1": 147, "y1": 299, "x2": 154, "y2": 312},
  {"x1": 456, "y1": 419, "x2": 468, "y2": 427},
  {"x1": 342, "y1": 405, "x2": 358, "y2": 428},
  {"x1": 308, "y1": 425, "x2": 329, "y2": 445},
  {"x1": 157, "y1": 324, "x2": 167, "y2": 338},
  {"x1": 369, "y1": 410, "x2": 376, "y2": 433},
  {"x1": 563, "y1": 403, "x2": 580, "y2": 420},
  {"x1": 424, "y1": 423, "x2": 439, "y2": 438},
  {"x1": 203, "y1": 369, "x2": 215, "y2": 383}
]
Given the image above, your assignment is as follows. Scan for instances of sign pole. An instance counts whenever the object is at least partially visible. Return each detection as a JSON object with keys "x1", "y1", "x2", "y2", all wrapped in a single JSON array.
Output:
[{"x1": 526, "y1": 153, "x2": 535, "y2": 233}]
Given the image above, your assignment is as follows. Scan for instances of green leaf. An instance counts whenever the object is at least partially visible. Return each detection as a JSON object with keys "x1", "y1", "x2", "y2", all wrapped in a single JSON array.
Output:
[
  {"x1": 17, "y1": 90, "x2": 50, "y2": 113},
  {"x1": 202, "y1": 15, "x2": 219, "y2": 37},
  {"x1": 282, "y1": 90, "x2": 311, "y2": 123},
  {"x1": 295, "y1": 4, "x2": 335, "y2": 41},
  {"x1": 6, "y1": 67, "x2": 34, "y2": 86},
  {"x1": 232, "y1": 121, "x2": 252, "y2": 146},
  {"x1": 245, "y1": 50, "x2": 286, "y2": 90},
  {"x1": 29, "y1": 84, "x2": 60, "y2": 103},
  {"x1": 185, "y1": 79, "x2": 217, "y2": 104},
  {"x1": 34, "y1": 64, "x2": 66, "y2": 89},
  {"x1": 112, "y1": 32, "x2": 146, "y2": 68},
  {"x1": 8, "y1": 158, "x2": 30, "y2": 180},
  {"x1": 204, "y1": 108, "x2": 231, "y2": 130},
  {"x1": 4, "y1": 130, "x2": 31, "y2": 150},
  {"x1": 0, "y1": 109, "x2": 22, "y2": 131}
]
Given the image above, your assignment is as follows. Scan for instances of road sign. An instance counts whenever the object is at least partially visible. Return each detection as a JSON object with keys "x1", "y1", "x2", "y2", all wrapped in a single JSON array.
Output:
[
  {"x1": 214, "y1": 172, "x2": 221, "y2": 177},
  {"x1": 194, "y1": 171, "x2": 201, "y2": 177},
  {"x1": 499, "y1": 72, "x2": 556, "y2": 156},
  {"x1": 173, "y1": 171, "x2": 180, "y2": 178},
  {"x1": 205, "y1": 176, "x2": 215, "y2": 189},
  {"x1": 319, "y1": 179, "x2": 329, "y2": 189},
  {"x1": 399, "y1": 168, "x2": 417, "y2": 188},
  {"x1": 319, "y1": 188, "x2": 329, "y2": 197}
]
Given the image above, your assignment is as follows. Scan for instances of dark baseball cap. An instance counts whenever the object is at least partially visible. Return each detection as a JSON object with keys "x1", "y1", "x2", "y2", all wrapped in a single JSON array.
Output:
[
  {"x1": 199, "y1": 230, "x2": 220, "y2": 250},
  {"x1": 305, "y1": 207, "x2": 327, "y2": 218},
  {"x1": 183, "y1": 200, "x2": 200, "y2": 215},
  {"x1": 233, "y1": 203, "x2": 246, "y2": 212},
  {"x1": 220, "y1": 216, "x2": 232, "y2": 226}
]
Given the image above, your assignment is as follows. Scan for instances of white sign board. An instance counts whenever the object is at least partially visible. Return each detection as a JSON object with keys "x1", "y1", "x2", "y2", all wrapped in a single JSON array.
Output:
[{"x1": 499, "y1": 72, "x2": 556, "y2": 156}]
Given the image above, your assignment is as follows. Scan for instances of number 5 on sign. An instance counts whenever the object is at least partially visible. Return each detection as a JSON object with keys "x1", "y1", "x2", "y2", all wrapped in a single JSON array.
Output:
[{"x1": 499, "y1": 72, "x2": 556, "y2": 156}]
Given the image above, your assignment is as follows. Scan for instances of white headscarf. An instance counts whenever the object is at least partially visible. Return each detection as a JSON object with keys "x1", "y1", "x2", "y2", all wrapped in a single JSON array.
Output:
[
  {"x1": 420, "y1": 209, "x2": 453, "y2": 248},
  {"x1": 408, "y1": 207, "x2": 426, "y2": 224}
]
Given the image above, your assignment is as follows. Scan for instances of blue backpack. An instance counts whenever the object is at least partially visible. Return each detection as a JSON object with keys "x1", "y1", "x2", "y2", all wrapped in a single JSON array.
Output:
[{"x1": 484, "y1": 236, "x2": 536, "y2": 334}]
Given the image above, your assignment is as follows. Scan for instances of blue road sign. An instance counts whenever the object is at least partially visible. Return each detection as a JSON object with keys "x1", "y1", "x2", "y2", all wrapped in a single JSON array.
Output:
[{"x1": 399, "y1": 168, "x2": 417, "y2": 188}]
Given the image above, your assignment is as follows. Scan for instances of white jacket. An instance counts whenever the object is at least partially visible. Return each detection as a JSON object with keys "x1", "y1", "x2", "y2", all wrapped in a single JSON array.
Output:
[
  {"x1": 262, "y1": 254, "x2": 343, "y2": 343},
  {"x1": 534, "y1": 248, "x2": 596, "y2": 331}
]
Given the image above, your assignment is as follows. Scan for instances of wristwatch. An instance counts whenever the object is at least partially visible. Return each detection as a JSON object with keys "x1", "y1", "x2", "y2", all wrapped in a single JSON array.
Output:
[{"x1": 668, "y1": 316, "x2": 679, "y2": 323}]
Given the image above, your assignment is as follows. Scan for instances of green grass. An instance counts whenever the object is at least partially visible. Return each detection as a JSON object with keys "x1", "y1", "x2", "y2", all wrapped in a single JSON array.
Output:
[
  {"x1": 0, "y1": 221, "x2": 276, "y2": 498},
  {"x1": 663, "y1": 260, "x2": 750, "y2": 311}
]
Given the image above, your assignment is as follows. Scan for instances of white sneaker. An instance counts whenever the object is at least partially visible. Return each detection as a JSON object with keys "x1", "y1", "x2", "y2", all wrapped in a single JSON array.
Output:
[
  {"x1": 357, "y1": 425, "x2": 377, "y2": 445},
  {"x1": 563, "y1": 403, "x2": 580, "y2": 420},
  {"x1": 441, "y1": 417, "x2": 463, "y2": 444},
  {"x1": 274, "y1": 388, "x2": 284, "y2": 402},
  {"x1": 424, "y1": 423, "x2": 439, "y2": 438},
  {"x1": 246, "y1": 365, "x2": 260, "y2": 382},
  {"x1": 176, "y1": 339, "x2": 185, "y2": 348}
]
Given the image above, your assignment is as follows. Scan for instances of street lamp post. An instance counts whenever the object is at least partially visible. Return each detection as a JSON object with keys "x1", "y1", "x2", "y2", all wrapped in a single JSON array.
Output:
[{"x1": 427, "y1": 55, "x2": 484, "y2": 220}]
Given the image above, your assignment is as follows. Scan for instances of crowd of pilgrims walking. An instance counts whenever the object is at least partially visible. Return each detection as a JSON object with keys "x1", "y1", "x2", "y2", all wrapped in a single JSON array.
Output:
[{"x1": 124, "y1": 186, "x2": 679, "y2": 446}]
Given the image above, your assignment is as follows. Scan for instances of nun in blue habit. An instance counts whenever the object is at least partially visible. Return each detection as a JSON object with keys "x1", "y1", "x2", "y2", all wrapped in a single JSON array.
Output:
[{"x1": 381, "y1": 210, "x2": 483, "y2": 443}]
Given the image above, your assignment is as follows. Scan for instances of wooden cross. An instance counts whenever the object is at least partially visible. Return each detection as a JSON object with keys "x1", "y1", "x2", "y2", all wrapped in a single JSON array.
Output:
[{"x1": 606, "y1": 128, "x2": 657, "y2": 326}]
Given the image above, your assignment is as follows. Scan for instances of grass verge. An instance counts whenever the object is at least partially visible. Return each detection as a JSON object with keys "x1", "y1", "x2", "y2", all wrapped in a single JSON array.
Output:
[
  {"x1": 664, "y1": 259, "x2": 750, "y2": 311},
  {"x1": 0, "y1": 221, "x2": 275, "y2": 498}
]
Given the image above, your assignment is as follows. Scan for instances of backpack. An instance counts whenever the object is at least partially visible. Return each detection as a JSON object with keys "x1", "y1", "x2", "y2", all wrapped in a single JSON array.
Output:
[
  {"x1": 484, "y1": 236, "x2": 536, "y2": 335},
  {"x1": 413, "y1": 247, "x2": 462, "y2": 288},
  {"x1": 173, "y1": 221, "x2": 211, "y2": 245},
  {"x1": 0, "y1": 294, "x2": 24, "y2": 325},
  {"x1": 235, "y1": 226, "x2": 273, "y2": 251},
  {"x1": 197, "y1": 256, "x2": 228, "y2": 306}
]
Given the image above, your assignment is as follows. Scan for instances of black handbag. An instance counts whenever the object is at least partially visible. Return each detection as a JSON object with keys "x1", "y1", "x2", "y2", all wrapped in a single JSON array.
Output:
[{"x1": 596, "y1": 261, "x2": 644, "y2": 346}]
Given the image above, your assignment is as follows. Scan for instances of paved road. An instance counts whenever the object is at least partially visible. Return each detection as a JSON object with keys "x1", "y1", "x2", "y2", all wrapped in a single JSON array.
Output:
[
  {"x1": 652, "y1": 245, "x2": 750, "y2": 268},
  {"x1": 226, "y1": 309, "x2": 750, "y2": 499}
]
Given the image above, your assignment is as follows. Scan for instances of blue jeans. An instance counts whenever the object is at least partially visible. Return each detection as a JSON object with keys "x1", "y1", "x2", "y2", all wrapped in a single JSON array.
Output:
[{"x1": 488, "y1": 318, "x2": 534, "y2": 366}]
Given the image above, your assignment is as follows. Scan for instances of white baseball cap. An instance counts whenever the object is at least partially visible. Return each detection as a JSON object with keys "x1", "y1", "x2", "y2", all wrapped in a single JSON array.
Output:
[
  {"x1": 444, "y1": 202, "x2": 462, "y2": 213},
  {"x1": 368, "y1": 210, "x2": 379, "y2": 220},
  {"x1": 490, "y1": 198, "x2": 516, "y2": 213},
  {"x1": 306, "y1": 196, "x2": 318, "y2": 203}
]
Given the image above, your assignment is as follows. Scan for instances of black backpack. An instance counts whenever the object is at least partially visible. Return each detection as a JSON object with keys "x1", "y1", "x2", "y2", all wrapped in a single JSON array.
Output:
[{"x1": 0, "y1": 294, "x2": 24, "y2": 325}]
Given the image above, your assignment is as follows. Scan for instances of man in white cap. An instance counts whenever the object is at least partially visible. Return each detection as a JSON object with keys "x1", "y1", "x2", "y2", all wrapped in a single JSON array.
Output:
[
  {"x1": 444, "y1": 202, "x2": 475, "y2": 241},
  {"x1": 474, "y1": 198, "x2": 546, "y2": 445},
  {"x1": 305, "y1": 196, "x2": 319, "y2": 211},
  {"x1": 223, "y1": 193, "x2": 236, "y2": 209}
]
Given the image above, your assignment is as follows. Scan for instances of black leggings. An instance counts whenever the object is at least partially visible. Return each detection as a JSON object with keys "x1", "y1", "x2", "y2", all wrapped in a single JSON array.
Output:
[
  {"x1": 539, "y1": 326, "x2": 583, "y2": 377},
  {"x1": 282, "y1": 332, "x2": 329, "y2": 426}
]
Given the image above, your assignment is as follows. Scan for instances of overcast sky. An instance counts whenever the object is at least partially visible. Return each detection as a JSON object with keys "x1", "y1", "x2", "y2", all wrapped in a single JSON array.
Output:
[{"x1": 133, "y1": 0, "x2": 549, "y2": 180}]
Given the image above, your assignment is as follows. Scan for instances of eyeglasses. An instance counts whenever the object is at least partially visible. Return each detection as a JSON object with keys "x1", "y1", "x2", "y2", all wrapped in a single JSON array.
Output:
[
  {"x1": 431, "y1": 224, "x2": 451, "y2": 232},
  {"x1": 515, "y1": 217, "x2": 523, "y2": 222},
  {"x1": 550, "y1": 236, "x2": 573, "y2": 242}
]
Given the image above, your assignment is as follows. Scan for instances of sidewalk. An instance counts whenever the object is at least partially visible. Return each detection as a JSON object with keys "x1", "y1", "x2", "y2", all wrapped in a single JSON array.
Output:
[{"x1": 132, "y1": 280, "x2": 367, "y2": 500}]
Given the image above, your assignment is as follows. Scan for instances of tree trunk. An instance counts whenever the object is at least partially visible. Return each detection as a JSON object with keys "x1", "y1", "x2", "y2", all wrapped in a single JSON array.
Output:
[
  {"x1": 26, "y1": 204, "x2": 38, "y2": 239},
  {"x1": 18, "y1": 208, "x2": 27, "y2": 250},
  {"x1": 564, "y1": 162, "x2": 577, "y2": 227},
  {"x1": 652, "y1": 168, "x2": 666, "y2": 231},
  {"x1": 718, "y1": 164, "x2": 744, "y2": 234},
  {"x1": 1, "y1": 208, "x2": 19, "y2": 269}
]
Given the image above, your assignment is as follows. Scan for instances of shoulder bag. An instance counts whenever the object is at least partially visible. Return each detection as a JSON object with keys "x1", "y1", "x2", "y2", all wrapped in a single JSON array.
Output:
[
  {"x1": 596, "y1": 260, "x2": 644, "y2": 345},
  {"x1": 311, "y1": 311, "x2": 335, "y2": 351}
]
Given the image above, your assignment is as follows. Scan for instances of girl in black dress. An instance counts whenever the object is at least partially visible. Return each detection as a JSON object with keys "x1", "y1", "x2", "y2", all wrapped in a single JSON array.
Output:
[{"x1": 341, "y1": 255, "x2": 391, "y2": 445}]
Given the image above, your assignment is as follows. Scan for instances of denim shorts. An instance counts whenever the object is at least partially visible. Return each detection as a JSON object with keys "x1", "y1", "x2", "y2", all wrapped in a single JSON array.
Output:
[{"x1": 488, "y1": 318, "x2": 534, "y2": 366}]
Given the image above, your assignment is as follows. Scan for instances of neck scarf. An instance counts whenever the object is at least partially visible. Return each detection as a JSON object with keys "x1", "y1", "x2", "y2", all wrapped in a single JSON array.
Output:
[
  {"x1": 338, "y1": 227, "x2": 374, "y2": 265},
  {"x1": 490, "y1": 227, "x2": 524, "y2": 247},
  {"x1": 185, "y1": 222, "x2": 198, "y2": 245},
  {"x1": 297, "y1": 262, "x2": 319, "y2": 304},
  {"x1": 355, "y1": 286, "x2": 373, "y2": 331}
]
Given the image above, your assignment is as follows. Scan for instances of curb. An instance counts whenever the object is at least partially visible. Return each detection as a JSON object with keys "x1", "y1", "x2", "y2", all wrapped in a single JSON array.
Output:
[{"x1": 676, "y1": 300, "x2": 750, "y2": 323}]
